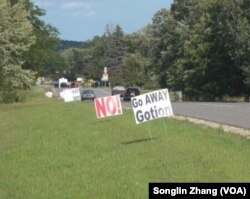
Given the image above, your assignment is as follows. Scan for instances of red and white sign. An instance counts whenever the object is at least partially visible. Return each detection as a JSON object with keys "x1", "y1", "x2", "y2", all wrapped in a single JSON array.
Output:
[{"x1": 94, "y1": 95, "x2": 123, "y2": 118}]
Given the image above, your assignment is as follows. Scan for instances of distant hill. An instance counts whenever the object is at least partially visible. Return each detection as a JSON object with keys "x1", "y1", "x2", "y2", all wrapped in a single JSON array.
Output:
[{"x1": 57, "y1": 40, "x2": 84, "y2": 51}]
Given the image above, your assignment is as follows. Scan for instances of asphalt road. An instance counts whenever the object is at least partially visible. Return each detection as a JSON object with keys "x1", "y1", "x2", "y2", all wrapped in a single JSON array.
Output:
[
  {"x1": 172, "y1": 102, "x2": 250, "y2": 130},
  {"x1": 91, "y1": 87, "x2": 111, "y2": 98}
]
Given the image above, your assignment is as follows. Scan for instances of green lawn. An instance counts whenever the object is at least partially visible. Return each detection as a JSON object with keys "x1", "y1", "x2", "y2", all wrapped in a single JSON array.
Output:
[{"x1": 0, "y1": 88, "x2": 250, "y2": 198}]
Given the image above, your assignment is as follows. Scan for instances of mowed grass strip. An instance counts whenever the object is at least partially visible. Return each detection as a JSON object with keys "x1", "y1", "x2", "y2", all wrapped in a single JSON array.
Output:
[{"x1": 0, "y1": 95, "x2": 250, "y2": 199}]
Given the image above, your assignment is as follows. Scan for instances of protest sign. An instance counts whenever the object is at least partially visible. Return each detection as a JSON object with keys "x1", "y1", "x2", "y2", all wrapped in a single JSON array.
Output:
[
  {"x1": 131, "y1": 89, "x2": 173, "y2": 124},
  {"x1": 94, "y1": 95, "x2": 122, "y2": 118},
  {"x1": 60, "y1": 88, "x2": 81, "y2": 102}
]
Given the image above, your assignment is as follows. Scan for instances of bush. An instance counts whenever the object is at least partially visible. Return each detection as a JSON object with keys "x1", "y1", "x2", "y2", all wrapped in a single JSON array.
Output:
[
  {"x1": 1, "y1": 90, "x2": 19, "y2": 103},
  {"x1": 143, "y1": 81, "x2": 160, "y2": 90},
  {"x1": 0, "y1": 89, "x2": 31, "y2": 104}
]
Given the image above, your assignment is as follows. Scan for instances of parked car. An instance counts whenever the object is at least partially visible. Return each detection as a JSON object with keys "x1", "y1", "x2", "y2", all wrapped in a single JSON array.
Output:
[
  {"x1": 81, "y1": 90, "x2": 96, "y2": 101},
  {"x1": 123, "y1": 87, "x2": 140, "y2": 101},
  {"x1": 111, "y1": 86, "x2": 126, "y2": 97},
  {"x1": 60, "y1": 82, "x2": 68, "y2": 88}
]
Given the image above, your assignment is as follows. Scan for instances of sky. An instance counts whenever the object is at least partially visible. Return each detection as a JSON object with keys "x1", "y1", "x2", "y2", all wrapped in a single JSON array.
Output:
[{"x1": 32, "y1": 0, "x2": 173, "y2": 41}]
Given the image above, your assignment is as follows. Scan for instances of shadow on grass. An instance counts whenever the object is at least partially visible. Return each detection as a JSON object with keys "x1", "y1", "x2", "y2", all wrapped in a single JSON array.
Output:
[{"x1": 121, "y1": 137, "x2": 158, "y2": 145}]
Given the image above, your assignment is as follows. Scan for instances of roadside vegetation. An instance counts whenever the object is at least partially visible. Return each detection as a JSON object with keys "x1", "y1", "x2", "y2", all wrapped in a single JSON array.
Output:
[
  {"x1": 1, "y1": 0, "x2": 250, "y2": 198},
  {"x1": 1, "y1": 0, "x2": 250, "y2": 103},
  {"x1": 0, "y1": 88, "x2": 249, "y2": 198}
]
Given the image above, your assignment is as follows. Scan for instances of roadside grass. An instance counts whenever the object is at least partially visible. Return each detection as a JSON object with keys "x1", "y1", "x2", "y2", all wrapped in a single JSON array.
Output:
[{"x1": 0, "y1": 90, "x2": 250, "y2": 199}]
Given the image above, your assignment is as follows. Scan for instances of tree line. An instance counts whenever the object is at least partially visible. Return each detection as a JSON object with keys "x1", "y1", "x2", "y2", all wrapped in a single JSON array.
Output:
[
  {"x1": 1, "y1": 0, "x2": 250, "y2": 103},
  {"x1": 60, "y1": 0, "x2": 250, "y2": 101},
  {"x1": 151, "y1": 0, "x2": 250, "y2": 101}
]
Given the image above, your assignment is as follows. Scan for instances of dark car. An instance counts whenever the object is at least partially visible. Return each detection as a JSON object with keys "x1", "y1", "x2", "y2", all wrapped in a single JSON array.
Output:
[
  {"x1": 123, "y1": 87, "x2": 140, "y2": 101},
  {"x1": 81, "y1": 90, "x2": 96, "y2": 101},
  {"x1": 60, "y1": 82, "x2": 68, "y2": 88},
  {"x1": 111, "y1": 86, "x2": 126, "y2": 97}
]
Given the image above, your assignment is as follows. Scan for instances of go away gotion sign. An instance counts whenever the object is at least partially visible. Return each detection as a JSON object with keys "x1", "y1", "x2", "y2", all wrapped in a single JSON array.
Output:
[{"x1": 131, "y1": 89, "x2": 173, "y2": 124}]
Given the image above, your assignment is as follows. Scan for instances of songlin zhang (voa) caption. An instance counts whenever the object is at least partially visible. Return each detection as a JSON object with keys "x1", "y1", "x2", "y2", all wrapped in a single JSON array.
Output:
[{"x1": 149, "y1": 183, "x2": 249, "y2": 198}]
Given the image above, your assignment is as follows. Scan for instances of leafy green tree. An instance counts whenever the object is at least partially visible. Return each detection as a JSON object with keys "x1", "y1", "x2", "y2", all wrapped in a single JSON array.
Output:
[
  {"x1": 23, "y1": 1, "x2": 60, "y2": 76},
  {"x1": 121, "y1": 53, "x2": 147, "y2": 87},
  {"x1": 0, "y1": 0, "x2": 36, "y2": 103},
  {"x1": 183, "y1": 0, "x2": 250, "y2": 100},
  {"x1": 123, "y1": 29, "x2": 153, "y2": 88},
  {"x1": 61, "y1": 48, "x2": 83, "y2": 80},
  {"x1": 56, "y1": 40, "x2": 84, "y2": 51},
  {"x1": 149, "y1": 0, "x2": 201, "y2": 90},
  {"x1": 148, "y1": 0, "x2": 250, "y2": 100},
  {"x1": 83, "y1": 36, "x2": 109, "y2": 80},
  {"x1": 10, "y1": 0, "x2": 62, "y2": 77},
  {"x1": 61, "y1": 36, "x2": 108, "y2": 81},
  {"x1": 149, "y1": 9, "x2": 184, "y2": 88},
  {"x1": 171, "y1": 0, "x2": 201, "y2": 25},
  {"x1": 241, "y1": 0, "x2": 250, "y2": 97},
  {"x1": 124, "y1": 29, "x2": 151, "y2": 58},
  {"x1": 42, "y1": 53, "x2": 67, "y2": 80},
  {"x1": 105, "y1": 24, "x2": 127, "y2": 85},
  {"x1": 242, "y1": 0, "x2": 250, "y2": 22}
]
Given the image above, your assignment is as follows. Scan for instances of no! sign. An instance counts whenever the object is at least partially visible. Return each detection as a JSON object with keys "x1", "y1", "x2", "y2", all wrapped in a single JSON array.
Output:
[{"x1": 94, "y1": 95, "x2": 123, "y2": 118}]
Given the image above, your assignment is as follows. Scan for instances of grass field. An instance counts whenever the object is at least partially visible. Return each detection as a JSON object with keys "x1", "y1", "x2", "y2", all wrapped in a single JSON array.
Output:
[{"x1": 0, "y1": 87, "x2": 250, "y2": 198}]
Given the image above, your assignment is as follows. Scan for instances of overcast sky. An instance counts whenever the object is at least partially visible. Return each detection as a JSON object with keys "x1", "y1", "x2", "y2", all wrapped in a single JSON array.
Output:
[{"x1": 32, "y1": 0, "x2": 173, "y2": 41}]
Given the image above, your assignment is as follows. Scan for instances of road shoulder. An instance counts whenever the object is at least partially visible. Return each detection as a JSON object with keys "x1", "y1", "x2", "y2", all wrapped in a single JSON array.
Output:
[{"x1": 174, "y1": 115, "x2": 250, "y2": 139}]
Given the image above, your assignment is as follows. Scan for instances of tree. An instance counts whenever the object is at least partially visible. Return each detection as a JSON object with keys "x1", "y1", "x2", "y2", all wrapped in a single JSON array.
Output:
[
  {"x1": 121, "y1": 53, "x2": 147, "y2": 87},
  {"x1": 171, "y1": 0, "x2": 201, "y2": 25},
  {"x1": 0, "y1": 0, "x2": 36, "y2": 103},
  {"x1": 149, "y1": 9, "x2": 184, "y2": 88},
  {"x1": 23, "y1": 1, "x2": 60, "y2": 76},
  {"x1": 10, "y1": 0, "x2": 62, "y2": 77},
  {"x1": 147, "y1": 0, "x2": 250, "y2": 100},
  {"x1": 124, "y1": 29, "x2": 151, "y2": 58},
  {"x1": 148, "y1": 0, "x2": 201, "y2": 90},
  {"x1": 124, "y1": 29, "x2": 153, "y2": 88},
  {"x1": 61, "y1": 36, "x2": 109, "y2": 81},
  {"x1": 105, "y1": 24, "x2": 127, "y2": 85},
  {"x1": 182, "y1": 0, "x2": 250, "y2": 100}
]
